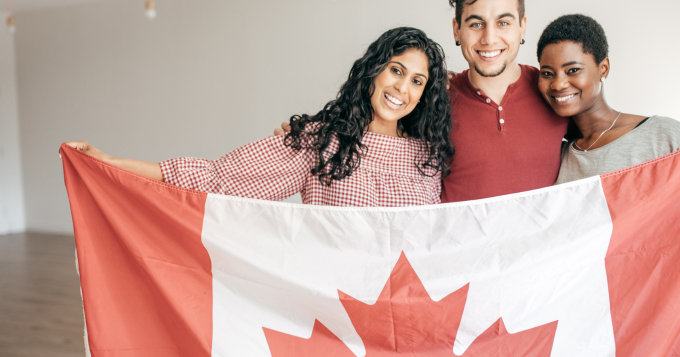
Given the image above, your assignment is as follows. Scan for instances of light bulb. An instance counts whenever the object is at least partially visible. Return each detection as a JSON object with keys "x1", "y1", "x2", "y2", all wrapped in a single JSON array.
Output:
[
  {"x1": 6, "y1": 15, "x2": 15, "y2": 33},
  {"x1": 145, "y1": 1, "x2": 156, "y2": 19}
]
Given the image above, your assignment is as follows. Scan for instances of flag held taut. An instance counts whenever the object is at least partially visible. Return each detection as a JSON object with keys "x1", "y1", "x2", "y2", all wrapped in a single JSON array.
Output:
[{"x1": 61, "y1": 144, "x2": 680, "y2": 356}]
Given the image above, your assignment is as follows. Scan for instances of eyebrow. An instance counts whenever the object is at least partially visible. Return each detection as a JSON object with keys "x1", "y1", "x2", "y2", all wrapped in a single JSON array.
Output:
[
  {"x1": 389, "y1": 61, "x2": 428, "y2": 80},
  {"x1": 496, "y1": 12, "x2": 516, "y2": 20},
  {"x1": 540, "y1": 61, "x2": 584, "y2": 70},
  {"x1": 464, "y1": 12, "x2": 516, "y2": 23},
  {"x1": 464, "y1": 14, "x2": 484, "y2": 23}
]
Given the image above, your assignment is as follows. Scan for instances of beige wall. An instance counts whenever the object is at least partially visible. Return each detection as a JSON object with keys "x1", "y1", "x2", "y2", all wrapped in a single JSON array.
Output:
[
  {"x1": 0, "y1": 10, "x2": 25, "y2": 235},
  {"x1": 13, "y1": 0, "x2": 680, "y2": 234}
]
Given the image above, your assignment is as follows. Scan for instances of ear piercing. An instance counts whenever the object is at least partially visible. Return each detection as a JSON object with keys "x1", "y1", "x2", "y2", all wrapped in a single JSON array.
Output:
[
  {"x1": 601, "y1": 77, "x2": 606, "y2": 82},
  {"x1": 456, "y1": 41, "x2": 460, "y2": 46},
  {"x1": 521, "y1": 39, "x2": 525, "y2": 45}
]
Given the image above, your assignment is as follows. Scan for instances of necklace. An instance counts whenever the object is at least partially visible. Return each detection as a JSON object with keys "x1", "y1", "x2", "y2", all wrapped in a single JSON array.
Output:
[{"x1": 574, "y1": 111, "x2": 622, "y2": 152}]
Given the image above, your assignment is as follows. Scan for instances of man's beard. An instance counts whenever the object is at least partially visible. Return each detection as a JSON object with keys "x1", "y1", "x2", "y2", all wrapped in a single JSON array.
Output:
[{"x1": 474, "y1": 62, "x2": 507, "y2": 77}]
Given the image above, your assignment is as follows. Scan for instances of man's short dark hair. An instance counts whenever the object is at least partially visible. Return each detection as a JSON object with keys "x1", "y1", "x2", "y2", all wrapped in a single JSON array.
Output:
[
  {"x1": 449, "y1": 0, "x2": 525, "y2": 28},
  {"x1": 536, "y1": 14, "x2": 609, "y2": 64}
]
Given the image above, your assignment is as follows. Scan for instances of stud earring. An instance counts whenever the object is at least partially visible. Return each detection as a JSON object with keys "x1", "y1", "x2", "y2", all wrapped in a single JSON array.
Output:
[
  {"x1": 455, "y1": 41, "x2": 460, "y2": 46},
  {"x1": 601, "y1": 77, "x2": 605, "y2": 82}
]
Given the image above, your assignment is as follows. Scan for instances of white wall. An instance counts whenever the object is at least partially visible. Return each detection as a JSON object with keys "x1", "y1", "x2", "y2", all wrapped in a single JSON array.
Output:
[
  {"x1": 13, "y1": 0, "x2": 680, "y2": 234},
  {"x1": 0, "y1": 10, "x2": 26, "y2": 235}
]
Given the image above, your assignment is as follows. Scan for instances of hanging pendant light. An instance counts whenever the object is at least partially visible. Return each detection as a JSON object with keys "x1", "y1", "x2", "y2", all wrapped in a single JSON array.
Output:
[
  {"x1": 145, "y1": 0, "x2": 156, "y2": 19},
  {"x1": 6, "y1": 0, "x2": 15, "y2": 33},
  {"x1": 6, "y1": 15, "x2": 15, "y2": 33}
]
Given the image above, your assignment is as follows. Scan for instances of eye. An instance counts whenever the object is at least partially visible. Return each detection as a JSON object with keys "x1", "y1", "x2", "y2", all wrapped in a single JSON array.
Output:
[
  {"x1": 471, "y1": 22, "x2": 483, "y2": 29},
  {"x1": 498, "y1": 21, "x2": 509, "y2": 26},
  {"x1": 541, "y1": 71, "x2": 554, "y2": 78},
  {"x1": 391, "y1": 67, "x2": 402, "y2": 76},
  {"x1": 412, "y1": 78, "x2": 423, "y2": 86},
  {"x1": 567, "y1": 68, "x2": 581, "y2": 75}
]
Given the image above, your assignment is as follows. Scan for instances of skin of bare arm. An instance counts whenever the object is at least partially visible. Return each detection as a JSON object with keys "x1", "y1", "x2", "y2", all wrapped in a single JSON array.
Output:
[{"x1": 60, "y1": 141, "x2": 163, "y2": 181}]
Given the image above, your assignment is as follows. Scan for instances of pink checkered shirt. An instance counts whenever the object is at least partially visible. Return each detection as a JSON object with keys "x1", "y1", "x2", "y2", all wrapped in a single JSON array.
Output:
[{"x1": 160, "y1": 131, "x2": 441, "y2": 207}]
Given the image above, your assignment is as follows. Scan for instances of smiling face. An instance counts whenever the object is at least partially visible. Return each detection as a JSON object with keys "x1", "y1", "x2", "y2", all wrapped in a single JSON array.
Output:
[
  {"x1": 369, "y1": 49, "x2": 429, "y2": 134},
  {"x1": 453, "y1": 0, "x2": 526, "y2": 77},
  {"x1": 538, "y1": 41, "x2": 610, "y2": 117}
]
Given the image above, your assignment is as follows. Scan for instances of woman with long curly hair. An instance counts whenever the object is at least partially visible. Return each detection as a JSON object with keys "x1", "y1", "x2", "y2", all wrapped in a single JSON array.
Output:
[{"x1": 62, "y1": 27, "x2": 454, "y2": 207}]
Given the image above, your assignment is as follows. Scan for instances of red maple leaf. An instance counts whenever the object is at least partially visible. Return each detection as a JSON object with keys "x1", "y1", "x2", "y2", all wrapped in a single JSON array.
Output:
[{"x1": 264, "y1": 252, "x2": 558, "y2": 356}]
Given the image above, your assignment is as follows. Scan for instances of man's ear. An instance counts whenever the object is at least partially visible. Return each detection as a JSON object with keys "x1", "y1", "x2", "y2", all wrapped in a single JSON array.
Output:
[
  {"x1": 520, "y1": 15, "x2": 528, "y2": 41},
  {"x1": 453, "y1": 18, "x2": 461, "y2": 43},
  {"x1": 600, "y1": 57, "x2": 611, "y2": 80}
]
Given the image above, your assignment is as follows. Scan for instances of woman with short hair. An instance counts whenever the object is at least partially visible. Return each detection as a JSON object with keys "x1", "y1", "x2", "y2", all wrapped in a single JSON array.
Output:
[{"x1": 536, "y1": 14, "x2": 680, "y2": 184}]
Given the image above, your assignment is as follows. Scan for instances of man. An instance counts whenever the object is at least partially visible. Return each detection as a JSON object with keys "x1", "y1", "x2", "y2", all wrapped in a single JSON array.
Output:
[
  {"x1": 276, "y1": 0, "x2": 568, "y2": 203},
  {"x1": 443, "y1": 0, "x2": 567, "y2": 202}
]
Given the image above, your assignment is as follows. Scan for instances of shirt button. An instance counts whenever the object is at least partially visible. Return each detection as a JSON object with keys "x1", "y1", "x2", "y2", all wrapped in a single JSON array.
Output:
[
  {"x1": 498, "y1": 106, "x2": 503, "y2": 111},
  {"x1": 485, "y1": 99, "x2": 491, "y2": 103},
  {"x1": 500, "y1": 119, "x2": 505, "y2": 124},
  {"x1": 477, "y1": 91, "x2": 481, "y2": 95}
]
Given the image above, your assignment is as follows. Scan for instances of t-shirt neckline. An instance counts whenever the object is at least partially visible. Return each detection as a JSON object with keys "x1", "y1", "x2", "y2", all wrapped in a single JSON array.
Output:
[
  {"x1": 570, "y1": 116, "x2": 655, "y2": 155},
  {"x1": 462, "y1": 64, "x2": 529, "y2": 106}
]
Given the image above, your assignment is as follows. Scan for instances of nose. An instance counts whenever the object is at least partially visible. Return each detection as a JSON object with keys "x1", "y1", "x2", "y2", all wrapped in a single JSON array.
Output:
[
  {"x1": 394, "y1": 76, "x2": 409, "y2": 94},
  {"x1": 550, "y1": 74, "x2": 570, "y2": 92},
  {"x1": 481, "y1": 25, "x2": 498, "y2": 46}
]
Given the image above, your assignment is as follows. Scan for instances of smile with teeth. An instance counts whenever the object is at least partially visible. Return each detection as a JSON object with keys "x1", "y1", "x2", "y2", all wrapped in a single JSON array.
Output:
[
  {"x1": 553, "y1": 93, "x2": 577, "y2": 102},
  {"x1": 478, "y1": 50, "x2": 503, "y2": 58},
  {"x1": 384, "y1": 93, "x2": 404, "y2": 106}
]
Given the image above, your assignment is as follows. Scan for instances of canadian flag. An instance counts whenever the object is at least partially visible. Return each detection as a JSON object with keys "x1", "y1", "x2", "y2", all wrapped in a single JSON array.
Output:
[{"x1": 61, "y1": 144, "x2": 680, "y2": 357}]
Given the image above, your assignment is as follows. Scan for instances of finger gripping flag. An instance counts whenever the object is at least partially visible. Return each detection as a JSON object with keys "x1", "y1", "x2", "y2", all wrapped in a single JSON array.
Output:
[{"x1": 60, "y1": 144, "x2": 680, "y2": 357}]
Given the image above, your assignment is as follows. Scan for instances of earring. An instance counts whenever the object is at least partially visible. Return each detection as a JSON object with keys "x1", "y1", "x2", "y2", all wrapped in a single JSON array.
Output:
[
  {"x1": 456, "y1": 41, "x2": 460, "y2": 46},
  {"x1": 601, "y1": 77, "x2": 605, "y2": 82},
  {"x1": 521, "y1": 39, "x2": 525, "y2": 45}
]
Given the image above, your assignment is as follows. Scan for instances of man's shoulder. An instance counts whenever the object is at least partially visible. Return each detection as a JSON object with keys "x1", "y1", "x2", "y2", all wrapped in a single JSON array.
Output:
[
  {"x1": 449, "y1": 70, "x2": 469, "y2": 88},
  {"x1": 519, "y1": 64, "x2": 540, "y2": 81},
  {"x1": 520, "y1": 64, "x2": 539, "y2": 72},
  {"x1": 447, "y1": 71, "x2": 466, "y2": 101}
]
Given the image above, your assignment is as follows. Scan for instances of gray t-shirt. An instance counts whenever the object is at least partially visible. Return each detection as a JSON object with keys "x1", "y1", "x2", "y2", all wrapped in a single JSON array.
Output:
[{"x1": 556, "y1": 115, "x2": 680, "y2": 184}]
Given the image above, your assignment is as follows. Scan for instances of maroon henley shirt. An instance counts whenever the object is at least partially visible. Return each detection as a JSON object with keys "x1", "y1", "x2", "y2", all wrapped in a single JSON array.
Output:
[{"x1": 441, "y1": 65, "x2": 568, "y2": 203}]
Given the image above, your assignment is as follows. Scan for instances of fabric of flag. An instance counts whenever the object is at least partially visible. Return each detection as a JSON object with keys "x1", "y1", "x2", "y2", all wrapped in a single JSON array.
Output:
[{"x1": 60, "y1": 143, "x2": 680, "y2": 357}]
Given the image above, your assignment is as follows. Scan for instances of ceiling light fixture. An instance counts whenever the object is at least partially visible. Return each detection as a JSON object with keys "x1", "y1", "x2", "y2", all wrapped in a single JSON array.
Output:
[
  {"x1": 6, "y1": 0, "x2": 15, "y2": 33},
  {"x1": 145, "y1": 0, "x2": 156, "y2": 20}
]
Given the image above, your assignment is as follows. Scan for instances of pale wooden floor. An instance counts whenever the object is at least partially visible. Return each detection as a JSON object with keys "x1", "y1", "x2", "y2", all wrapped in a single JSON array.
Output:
[{"x1": 0, "y1": 232, "x2": 85, "y2": 357}]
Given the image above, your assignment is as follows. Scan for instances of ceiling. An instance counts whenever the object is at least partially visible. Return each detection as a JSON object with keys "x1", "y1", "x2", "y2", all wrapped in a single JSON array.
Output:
[{"x1": 7, "y1": 0, "x2": 110, "y2": 12}]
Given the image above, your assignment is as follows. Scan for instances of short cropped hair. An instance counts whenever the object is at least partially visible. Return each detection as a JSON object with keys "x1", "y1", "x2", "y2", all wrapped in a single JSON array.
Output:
[
  {"x1": 448, "y1": 0, "x2": 525, "y2": 28},
  {"x1": 537, "y1": 14, "x2": 609, "y2": 64}
]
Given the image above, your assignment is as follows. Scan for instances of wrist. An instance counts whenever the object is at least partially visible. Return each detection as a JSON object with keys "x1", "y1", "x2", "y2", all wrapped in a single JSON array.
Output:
[{"x1": 101, "y1": 155, "x2": 117, "y2": 165}]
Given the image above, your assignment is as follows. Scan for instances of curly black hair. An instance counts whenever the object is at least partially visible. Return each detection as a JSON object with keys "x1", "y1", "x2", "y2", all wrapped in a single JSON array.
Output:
[
  {"x1": 284, "y1": 27, "x2": 454, "y2": 186},
  {"x1": 448, "y1": 0, "x2": 525, "y2": 28},
  {"x1": 537, "y1": 14, "x2": 609, "y2": 64}
]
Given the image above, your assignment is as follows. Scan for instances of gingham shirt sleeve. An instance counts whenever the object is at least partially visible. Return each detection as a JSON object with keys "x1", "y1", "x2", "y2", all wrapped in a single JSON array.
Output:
[{"x1": 159, "y1": 135, "x2": 311, "y2": 201}]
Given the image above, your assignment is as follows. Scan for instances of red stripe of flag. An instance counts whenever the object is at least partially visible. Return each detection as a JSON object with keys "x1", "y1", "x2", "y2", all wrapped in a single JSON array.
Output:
[
  {"x1": 62, "y1": 144, "x2": 213, "y2": 356},
  {"x1": 601, "y1": 151, "x2": 680, "y2": 356}
]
